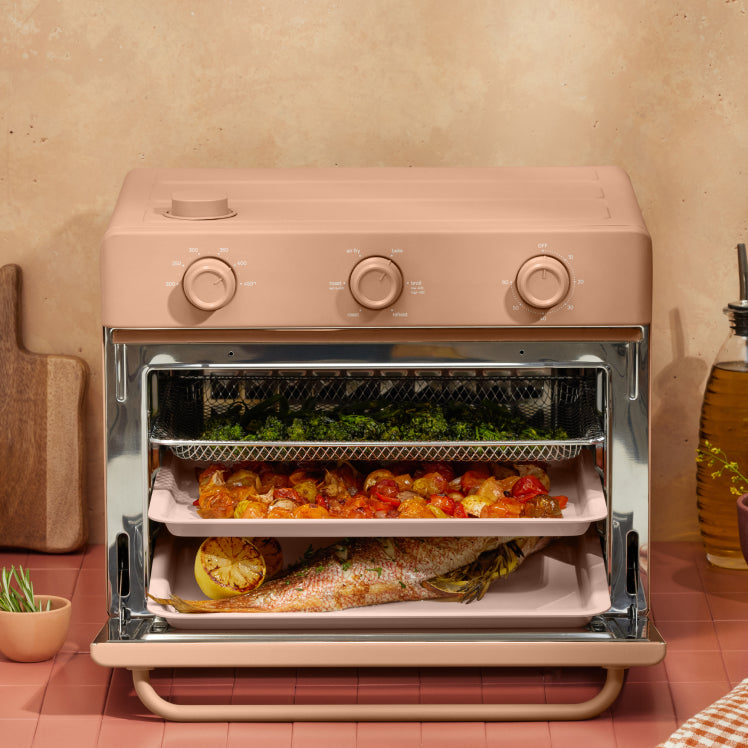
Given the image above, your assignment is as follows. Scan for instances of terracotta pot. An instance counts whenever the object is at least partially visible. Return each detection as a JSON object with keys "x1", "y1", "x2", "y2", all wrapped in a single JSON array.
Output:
[
  {"x1": 0, "y1": 595, "x2": 71, "y2": 662},
  {"x1": 738, "y1": 494, "x2": 748, "y2": 565}
]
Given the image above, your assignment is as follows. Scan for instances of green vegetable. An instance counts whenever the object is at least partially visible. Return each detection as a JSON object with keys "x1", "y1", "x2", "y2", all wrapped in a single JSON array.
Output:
[
  {"x1": 286, "y1": 418, "x2": 308, "y2": 441},
  {"x1": 337, "y1": 414, "x2": 383, "y2": 440},
  {"x1": 399, "y1": 405, "x2": 449, "y2": 441},
  {"x1": 200, "y1": 394, "x2": 567, "y2": 442},
  {"x1": 253, "y1": 416, "x2": 287, "y2": 441},
  {"x1": 201, "y1": 420, "x2": 246, "y2": 441}
]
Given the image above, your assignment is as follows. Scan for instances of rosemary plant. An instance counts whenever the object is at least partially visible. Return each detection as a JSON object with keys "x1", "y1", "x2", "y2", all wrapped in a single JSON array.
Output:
[{"x1": 0, "y1": 566, "x2": 50, "y2": 613}]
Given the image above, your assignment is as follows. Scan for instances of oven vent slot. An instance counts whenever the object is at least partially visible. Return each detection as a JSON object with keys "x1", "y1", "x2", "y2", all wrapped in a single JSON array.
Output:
[{"x1": 150, "y1": 370, "x2": 603, "y2": 464}]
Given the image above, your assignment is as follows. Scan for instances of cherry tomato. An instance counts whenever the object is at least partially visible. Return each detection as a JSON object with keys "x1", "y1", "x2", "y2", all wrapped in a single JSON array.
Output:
[
  {"x1": 421, "y1": 462, "x2": 455, "y2": 481},
  {"x1": 394, "y1": 474, "x2": 414, "y2": 490},
  {"x1": 273, "y1": 487, "x2": 302, "y2": 503},
  {"x1": 510, "y1": 475, "x2": 547, "y2": 502},
  {"x1": 371, "y1": 478, "x2": 399, "y2": 498},
  {"x1": 412, "y1": 472, "x2": 449, "y2": 496},
  {"x1": 453, "y1": 502, "x2": 469, "y2": 518},
  {"x1": 429, "y1": 494, "x2": 456, "y2": 516},
  {"x1": 364, "y1": 469, "x2": 395, "y2": 491},
  {"x1": 197, "y1": 485, "x2": 236, "y2": 519},
  {"x1": 340, "y1": 495, "x2": 375, "y2": 519},
  {"x1": 373, "y1": 491, "x2": 401, "y2": 507},
  {"x1": 461, "y1": 468, "x2": 490, "y2": 493},
  {"x1": 293, "y1": 504, "x2": 331, "y2": 519}
]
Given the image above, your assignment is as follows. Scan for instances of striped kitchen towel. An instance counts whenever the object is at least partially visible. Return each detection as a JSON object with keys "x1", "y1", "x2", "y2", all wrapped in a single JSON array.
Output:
[{"x1": 658, "y1": 679, "x2": 748, "y2": 747}]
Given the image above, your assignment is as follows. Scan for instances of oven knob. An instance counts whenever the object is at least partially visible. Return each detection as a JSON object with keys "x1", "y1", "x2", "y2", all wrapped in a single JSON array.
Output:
[
  {"x1": 349, "y1": 256, "x2": 404, "y2": 310},
  {"x1": 164, "y1": 190, "x2": 236, "y2": 220},
  {"x1": 182, "y1": 258, "x2": 237, "y2": 311},
  {"x1": 515, "y1": 256, "x2": 571, "y2": 309}
]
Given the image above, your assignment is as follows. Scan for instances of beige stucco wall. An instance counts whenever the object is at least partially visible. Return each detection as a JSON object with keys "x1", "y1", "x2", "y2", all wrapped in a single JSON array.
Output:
[{"x1": 2, "y1": 1, "x2": 746, "y2": 545}]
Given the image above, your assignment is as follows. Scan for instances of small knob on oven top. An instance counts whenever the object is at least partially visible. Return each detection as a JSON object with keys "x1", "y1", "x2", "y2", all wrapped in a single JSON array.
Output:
[
  {"x1": 349, "y1": 256, "x2": 404, "y2": 310},
  {"x1": 182, "y1": 258, "x2": 237, "y2": 311},
  {"x1": 164, "y1": 190, "x2": 236, "y2": 220},
  {"x1": 515, "y1": 255, "x2": 571, "y2": 309}
]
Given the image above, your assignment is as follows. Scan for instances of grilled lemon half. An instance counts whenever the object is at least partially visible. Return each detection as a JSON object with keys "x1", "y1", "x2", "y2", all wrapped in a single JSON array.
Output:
[{"x1": 194, "y1": 537, "x2": 283, "y2": 600}]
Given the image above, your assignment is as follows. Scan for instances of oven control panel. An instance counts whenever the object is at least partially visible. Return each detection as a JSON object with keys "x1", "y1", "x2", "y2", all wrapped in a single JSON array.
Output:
[
  {"x1": 101, "y1": 233, "x2": 651, "y2": 328},
  {"x1": 178, "y1": 252, "x2": 574, "y2": 314},
  {"x1": 99, "y1": 167, "x2": 652, "y2": 328}
]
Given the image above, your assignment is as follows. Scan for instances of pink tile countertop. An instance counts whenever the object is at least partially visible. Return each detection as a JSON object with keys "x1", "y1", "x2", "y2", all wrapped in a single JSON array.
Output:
[{"x1": 0, "y1": 541, "x2": 747, "y2": 747}]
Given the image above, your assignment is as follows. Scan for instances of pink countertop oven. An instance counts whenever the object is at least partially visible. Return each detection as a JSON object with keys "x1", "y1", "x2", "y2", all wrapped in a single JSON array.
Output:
[{"x1": 91, "y1": 167, "x2": 664, "y2": 722}]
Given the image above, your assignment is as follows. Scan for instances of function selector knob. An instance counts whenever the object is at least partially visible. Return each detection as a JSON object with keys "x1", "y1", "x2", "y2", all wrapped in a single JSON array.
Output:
[
  {"x1": 515, "y1": 255, "x2": 571, "y2": 309},
  {"x1": 349, "y1": 256, "x2": 404, "y2": 310},
  {"x1": 182, "y1": 257, "x2": 237, "y2": 311}
]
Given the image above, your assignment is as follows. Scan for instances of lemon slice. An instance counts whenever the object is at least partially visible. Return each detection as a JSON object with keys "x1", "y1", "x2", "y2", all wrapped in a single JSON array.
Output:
[
  {"x1": 194, "y1": 537, "x2": 276, "y2": 600},
  {"x1": 250, "y1": 537, "x2": 284, "y2": 579}
]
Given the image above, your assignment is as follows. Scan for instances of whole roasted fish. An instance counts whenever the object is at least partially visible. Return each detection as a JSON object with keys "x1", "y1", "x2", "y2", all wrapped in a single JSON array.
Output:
[{"x1": 150, "y1": 535, "x2": 548, "y2": 614}]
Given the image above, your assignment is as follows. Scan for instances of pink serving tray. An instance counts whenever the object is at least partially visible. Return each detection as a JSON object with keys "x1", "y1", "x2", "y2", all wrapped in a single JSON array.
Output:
[
  {"x1": 148, "y1": 451, "x2": 606, "y2": 538},
  {"x1": 146, "y1": 531, "x2": 610, "y2": 630}
]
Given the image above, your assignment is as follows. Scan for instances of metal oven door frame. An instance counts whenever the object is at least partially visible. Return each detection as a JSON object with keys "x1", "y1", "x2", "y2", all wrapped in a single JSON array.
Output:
[{"x1": 93, "y1": 325, "x2": 664, "y2": 722}]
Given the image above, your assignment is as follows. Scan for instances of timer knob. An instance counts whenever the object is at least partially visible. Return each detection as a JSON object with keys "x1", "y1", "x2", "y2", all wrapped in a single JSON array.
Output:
[
  {"x1": 515, "y1": 256, "x2": 571, "y2": 309},
  {"x1": 182, "y1": 257, "x2": 237, "y2": 311},
  {"x1": 349, "y1": 256, "x2": 404, "y2": 310}
]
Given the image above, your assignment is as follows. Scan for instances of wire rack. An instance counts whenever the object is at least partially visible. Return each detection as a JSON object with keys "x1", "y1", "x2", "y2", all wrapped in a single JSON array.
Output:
[{"x1": 150, "y1": 369, "x2": 604, "y2": 464}]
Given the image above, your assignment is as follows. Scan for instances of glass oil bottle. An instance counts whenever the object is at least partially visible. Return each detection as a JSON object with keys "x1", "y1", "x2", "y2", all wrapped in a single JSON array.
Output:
[{"x1": 697, "y1": 243, "x2": 748, "y2": 569}]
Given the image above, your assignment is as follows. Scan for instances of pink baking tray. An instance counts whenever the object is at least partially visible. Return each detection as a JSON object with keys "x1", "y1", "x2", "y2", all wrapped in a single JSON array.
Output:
[
  {"x1": 146, "y1": 530, "x2": 610, "y2": 630},
  {"x1": 147, "y1": 451, "x2": 606, "y2": 538}
]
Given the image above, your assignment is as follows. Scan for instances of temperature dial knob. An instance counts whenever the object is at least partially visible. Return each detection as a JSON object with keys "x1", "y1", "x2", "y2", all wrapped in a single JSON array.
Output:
[
  {"x1": 515, "y1": 256, "x2": 571, "y2": 309},
  {"x1": 349, "y1": 256, "x2": 404, "y2": 310},
  {"x1": 182, "y1": 257, "x2": 237, "y2": 311}
]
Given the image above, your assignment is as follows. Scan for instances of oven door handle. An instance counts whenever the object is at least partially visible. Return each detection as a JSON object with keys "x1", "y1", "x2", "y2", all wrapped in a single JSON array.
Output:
[{"x1": 130, "y1": 666, "x2": 625, "y2": 722}]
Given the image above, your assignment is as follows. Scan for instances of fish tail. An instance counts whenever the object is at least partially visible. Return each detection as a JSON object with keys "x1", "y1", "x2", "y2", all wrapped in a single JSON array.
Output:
[
  {"x1": 424, "y1": 537, "x2": 549, "y2": 604},
  {"x1": 148, "y1": 592, "x2": 220, "y2": 614}
]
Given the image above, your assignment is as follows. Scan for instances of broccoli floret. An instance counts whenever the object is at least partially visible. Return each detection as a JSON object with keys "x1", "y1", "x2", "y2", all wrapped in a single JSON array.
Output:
[
  {"x1": 325, "y1": 420, "x2": 353, "y2": 441},
  {"x1": 474, "y1": 422, "x2": 511, "y2": 441},
  {"x1": 379, "y1": 424, "x2": 403, "y2": 441},
  {"x1": 202, "y1": 421, "x2": 246, "y2": 441},
  {"x1": 254, "y1": 416, "x2": 287, "y2": 441},
  {"x1": 304, "y1": 414, "x2": 336, "y2": 440},
  {"x1": 336, "y1": 414, "x2": 383, "y2": 440},
  {"x1": 286, "y1": 418, "x2": 307, "y2": 441},
  {"x1": 448, "y1": 421, "x2": 475, "y2": 440},
  {"x1": 400, "y1": 405, "x2": 449, "y2": 440},
  {"x1": 518, "y1": 425, "x2": 548, "y2": 439}
]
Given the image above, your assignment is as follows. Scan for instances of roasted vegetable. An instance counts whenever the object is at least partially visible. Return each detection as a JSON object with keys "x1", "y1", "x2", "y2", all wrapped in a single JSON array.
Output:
[
  {"x1": 193, "y1": 459, "x2": 567, "y2": 521},
  {"x1": 200, "y1": 396, "x2": 568, "y2": 442}
]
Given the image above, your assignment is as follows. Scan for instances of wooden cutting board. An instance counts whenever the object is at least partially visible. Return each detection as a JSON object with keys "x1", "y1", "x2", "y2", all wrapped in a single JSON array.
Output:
[{"x1": 0, "y1": 264, "x2": 88, "y2": 552}]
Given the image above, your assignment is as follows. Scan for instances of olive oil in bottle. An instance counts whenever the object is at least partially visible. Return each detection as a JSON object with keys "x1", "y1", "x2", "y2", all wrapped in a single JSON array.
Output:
[{"x1": 696, "y1": 243, "x2": 748, "y2": 569}]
